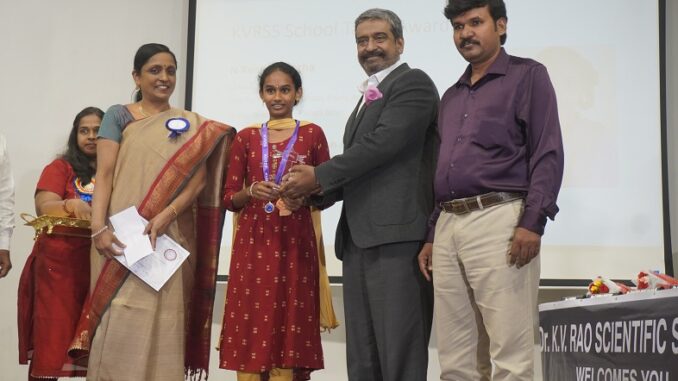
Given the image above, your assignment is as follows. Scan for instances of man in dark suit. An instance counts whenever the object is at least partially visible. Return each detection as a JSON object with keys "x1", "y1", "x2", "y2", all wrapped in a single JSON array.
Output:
[{"x1": 282, "y1": 8, "x2": 439, "y2": 381}]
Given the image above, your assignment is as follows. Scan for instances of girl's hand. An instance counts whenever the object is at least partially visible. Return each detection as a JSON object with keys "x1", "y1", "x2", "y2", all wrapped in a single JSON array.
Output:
[{"x1": 250, "y1": 181, "x2": 280, "y2": 201}]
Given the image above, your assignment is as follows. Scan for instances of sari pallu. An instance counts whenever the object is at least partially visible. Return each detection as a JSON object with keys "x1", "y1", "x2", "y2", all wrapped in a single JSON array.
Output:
[
  {"x1": 68, "y1": 109, "x2": 235, "y2": 381},
  {"x1": 18, "y1": 224, "x2": 91, "y2": 379}
]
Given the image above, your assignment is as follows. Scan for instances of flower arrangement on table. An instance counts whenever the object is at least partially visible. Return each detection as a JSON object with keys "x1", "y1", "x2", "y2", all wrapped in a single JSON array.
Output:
[
  {"x1": 588, "y1": 276, "x2": 630, "y2": 295},
  {"x1": 635, "y1": 270, "x2": 678, "y2": 290}
]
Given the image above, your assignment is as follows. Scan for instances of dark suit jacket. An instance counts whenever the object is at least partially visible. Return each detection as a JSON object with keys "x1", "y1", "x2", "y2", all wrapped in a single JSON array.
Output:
[{"x1": 315, "y1": 63, "x2": 439, "y2": 258}]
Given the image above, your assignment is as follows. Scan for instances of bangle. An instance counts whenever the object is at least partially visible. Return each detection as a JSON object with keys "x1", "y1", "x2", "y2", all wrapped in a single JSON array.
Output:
[
  {"x1": 248, "y1": 181, "x2": 259, "y2": 197},
  {"x1": 91, "y1": 226, "x2": 108, "y2": 239},
  {"x1": 167, "y1": 204, "x2": 178, "y2": 219},
  {"x1": 62, "y1": 199, "x2": 74, "y2": 216}
]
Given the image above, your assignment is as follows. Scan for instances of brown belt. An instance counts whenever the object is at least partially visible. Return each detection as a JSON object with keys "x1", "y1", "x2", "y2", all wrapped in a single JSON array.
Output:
[{"x1": 440, "y1": 192, "x2": 525, "y2": 215}]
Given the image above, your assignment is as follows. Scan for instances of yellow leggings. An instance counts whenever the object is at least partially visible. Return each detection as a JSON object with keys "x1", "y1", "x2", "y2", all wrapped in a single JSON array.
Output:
[{"x1": 237, "y1": 368, "x2": 293, "y2": 381}]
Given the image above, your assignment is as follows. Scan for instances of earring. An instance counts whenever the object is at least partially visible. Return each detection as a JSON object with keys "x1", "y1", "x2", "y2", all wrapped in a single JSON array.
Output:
[{"x1": 130, "y1": 87, "x2": 140, "y2": 102}]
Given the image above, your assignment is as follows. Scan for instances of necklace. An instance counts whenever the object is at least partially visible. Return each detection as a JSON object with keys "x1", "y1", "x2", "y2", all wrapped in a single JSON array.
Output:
[
  {"x1": 138, "y1": 104, "x2": 150, "y2": 118},
  {"x1": 138, "y1": 103, "x2": 171, "y2": 118}
]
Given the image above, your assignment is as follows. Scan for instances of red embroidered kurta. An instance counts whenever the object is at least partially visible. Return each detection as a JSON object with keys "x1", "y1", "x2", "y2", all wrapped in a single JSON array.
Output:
[
  {"x1": 18, "y1": 159, "x2": 91, "y2": 378},
  {"x1": 219, "y1": 123, "x2": 329, "y2": 379}
]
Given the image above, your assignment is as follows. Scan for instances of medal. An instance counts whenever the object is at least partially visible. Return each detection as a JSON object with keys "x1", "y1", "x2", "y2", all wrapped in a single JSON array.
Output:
[
  {"x1": 165, "y1": 117, "x2": 190, "y2": 139},
  {"x1": 261, "y1": 120, "x2": 300, "y2": 213}
]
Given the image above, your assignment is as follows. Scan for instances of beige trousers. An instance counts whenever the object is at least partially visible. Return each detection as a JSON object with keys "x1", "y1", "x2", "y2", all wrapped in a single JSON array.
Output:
[
  {"x1": 236, "y1": 369, "x2": 293, "y2": 381},
  {"x1": 432, "y1": 200, "x2": 540, "y2": 380}
]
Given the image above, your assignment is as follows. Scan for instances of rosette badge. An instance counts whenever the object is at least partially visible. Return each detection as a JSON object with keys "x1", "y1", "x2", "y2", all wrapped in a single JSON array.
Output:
[
  {"x1": 364, "y1": 85, "x2": 383, "y2": 106},
  {"x1": 74, "y1": 178, "x2": 95, "y2": 202},
  {"x1": 165, "y1": 117, "x2": 190, "y2": 139}
]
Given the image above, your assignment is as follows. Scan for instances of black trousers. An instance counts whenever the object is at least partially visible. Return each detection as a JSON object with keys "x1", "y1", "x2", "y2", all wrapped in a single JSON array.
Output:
[{"x1": 342, "y1": 235, "x2": 434, "y2": 381}]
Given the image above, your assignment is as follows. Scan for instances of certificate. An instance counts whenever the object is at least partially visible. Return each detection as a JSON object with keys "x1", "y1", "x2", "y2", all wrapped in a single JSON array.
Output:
[
  {"x1": 110, "y1": 206, "x2": 190, "y2": 291},
  {"x1": 115, "y1": 233, "x2": 189, "y2": 291}
]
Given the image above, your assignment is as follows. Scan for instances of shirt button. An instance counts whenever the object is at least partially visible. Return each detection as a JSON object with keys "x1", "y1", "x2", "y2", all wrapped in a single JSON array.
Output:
[
  {"x1": 463, "y1": 113, "x2": 468, "y2": 119},
  {"x1": 457, "y1": 137, "x2": 462, "y2": 142},
  {"x1": 450, "y1": 163, "x2": 454, "y2": 168},
  {"x1": 451, "y1": 191, "x2": 455, "y2": 195}
]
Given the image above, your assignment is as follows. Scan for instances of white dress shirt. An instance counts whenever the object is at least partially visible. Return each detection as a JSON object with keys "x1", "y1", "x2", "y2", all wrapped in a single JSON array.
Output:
[
  {"x1": 357, "y1": 60, "x2": 403, "y2": 109},
  {"x1": 0, "y1": 133, "x2": 15, "y2": 250}
]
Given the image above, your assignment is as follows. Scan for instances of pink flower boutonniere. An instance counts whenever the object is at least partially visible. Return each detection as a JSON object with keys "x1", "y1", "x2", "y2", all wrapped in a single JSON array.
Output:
[{"x1": 364, "y1": 86, "x2": 383, "y2": 106}]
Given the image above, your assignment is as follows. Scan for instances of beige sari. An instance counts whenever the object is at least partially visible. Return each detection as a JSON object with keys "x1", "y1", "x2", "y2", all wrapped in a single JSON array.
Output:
[{"x1": 72, "y1": 108, "x2": 234, "y2": 381}]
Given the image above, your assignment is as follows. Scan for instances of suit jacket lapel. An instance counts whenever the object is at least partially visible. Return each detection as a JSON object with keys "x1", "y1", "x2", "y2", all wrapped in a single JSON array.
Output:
[
  {"x1": 352, "y1": 102, "x2": 368, "y2": 134},
  {"x1": 345, "y1": 63, "x2": 411, "y2": 146},
  {"x1": 344, "y1": 96, "x2": 363, "y2": 147}
]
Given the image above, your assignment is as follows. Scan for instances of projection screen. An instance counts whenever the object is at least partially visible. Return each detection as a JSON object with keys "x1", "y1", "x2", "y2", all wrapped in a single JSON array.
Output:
[{"x1": 190, "y1": 0, "x2": 667, "y2": 283}]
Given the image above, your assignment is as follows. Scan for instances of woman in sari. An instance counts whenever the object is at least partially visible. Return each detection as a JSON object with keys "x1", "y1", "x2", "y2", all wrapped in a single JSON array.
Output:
[
  {"x1": 218, "y1": 62, "x2": 336, "y2": 381},
  {"x1": 18, "y1": 106, "x2": 104, "y2": 380},
  {"x1": 68, "y1": 43, "x2": 235, "y2": 381}
]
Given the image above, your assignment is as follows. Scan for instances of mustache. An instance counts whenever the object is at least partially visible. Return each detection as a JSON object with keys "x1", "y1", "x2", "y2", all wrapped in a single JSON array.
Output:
[
  {"x1": 361, "y1": 50, "x2": 385, "y2": 60},
  {"x1": 460, "y1": 38, "x2": 479, "y2": 48}
]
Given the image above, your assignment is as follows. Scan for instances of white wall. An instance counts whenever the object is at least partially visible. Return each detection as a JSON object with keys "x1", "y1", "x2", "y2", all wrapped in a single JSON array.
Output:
[{"x1": 0, "y1": 0, "x2": 188, "y2": 379}]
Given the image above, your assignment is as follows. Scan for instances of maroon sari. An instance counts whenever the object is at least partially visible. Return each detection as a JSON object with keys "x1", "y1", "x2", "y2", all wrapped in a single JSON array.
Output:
[{"x1": 18, "y1": 159, "x2": 92, "y2": 379}]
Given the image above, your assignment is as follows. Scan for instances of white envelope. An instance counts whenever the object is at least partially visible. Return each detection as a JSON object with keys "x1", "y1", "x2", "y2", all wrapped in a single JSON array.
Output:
[
  {"x1": 115, "y1": 234, "x2": 189, "y2": 291},
  {"x1": 109, "y1": 206, "x2": 154, "y2": 266}
]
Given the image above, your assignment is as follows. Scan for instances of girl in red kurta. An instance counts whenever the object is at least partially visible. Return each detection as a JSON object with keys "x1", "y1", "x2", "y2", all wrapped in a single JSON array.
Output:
[
  {"x1": 219, "y1": 62, "x2": 330, "y2": 381},
  {"x1": 18, "y1": 106, "x2": 103, "y2": 380}
]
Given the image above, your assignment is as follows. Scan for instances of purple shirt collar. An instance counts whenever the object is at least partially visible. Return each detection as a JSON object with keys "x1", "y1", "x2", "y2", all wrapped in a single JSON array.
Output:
[{"x1": 456, "y1": 48, "x2": 510, "y2": 87}]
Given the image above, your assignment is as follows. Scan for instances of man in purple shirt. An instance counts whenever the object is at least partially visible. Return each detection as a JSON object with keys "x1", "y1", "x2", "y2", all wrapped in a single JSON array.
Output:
[{"x1": 418, "y1": 0, "x2": 563, "y2": 379}]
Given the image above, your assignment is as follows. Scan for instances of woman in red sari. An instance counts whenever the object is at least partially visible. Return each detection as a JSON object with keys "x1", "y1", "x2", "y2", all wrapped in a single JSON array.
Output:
[
  {"x1": 18, "y1": 106, "x2": 104, "y2": 380},
  {"x1": 219, "y1": 62, "x2": 332, "y2": 381}
]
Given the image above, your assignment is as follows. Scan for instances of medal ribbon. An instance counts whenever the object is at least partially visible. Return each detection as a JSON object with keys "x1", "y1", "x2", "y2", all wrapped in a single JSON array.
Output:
[{"x1": 261, "y1": 119, "x2": 301, "y2": 184}]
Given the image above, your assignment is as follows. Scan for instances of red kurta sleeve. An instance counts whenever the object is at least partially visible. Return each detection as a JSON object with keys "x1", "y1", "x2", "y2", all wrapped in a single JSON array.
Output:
[
  {"x1": 36, "y1": 159, "x2": 73, "y2": 198},
  {"x1": 310, "y1": 124, "x2": 330, "y2": 167},
  {"x1": 222, "y1": 130, "x2": 250, "y2": 212}
]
